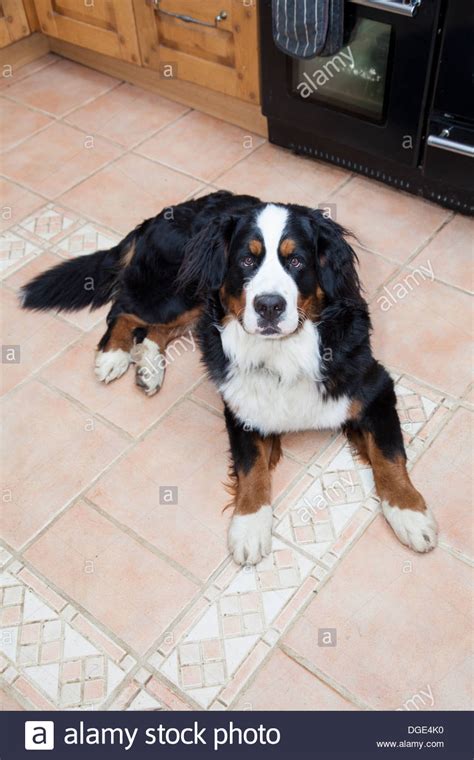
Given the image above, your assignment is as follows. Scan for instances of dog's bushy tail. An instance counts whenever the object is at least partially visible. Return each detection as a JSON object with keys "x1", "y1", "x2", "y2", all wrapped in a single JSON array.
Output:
[{"x1": 20, "y1": 237, "x2": 132, "y2": 313}]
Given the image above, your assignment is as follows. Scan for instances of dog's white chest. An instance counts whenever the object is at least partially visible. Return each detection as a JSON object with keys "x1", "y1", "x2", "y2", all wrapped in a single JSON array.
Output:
[{"x1": 218, "y1": 320, "x2": 349, "y2": 435}]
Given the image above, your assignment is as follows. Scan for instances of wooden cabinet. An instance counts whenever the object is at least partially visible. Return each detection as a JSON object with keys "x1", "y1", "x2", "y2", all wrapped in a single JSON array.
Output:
[
  {"x1": 133, "y1": 0, "x2": 260, "y2": 103},
  {"x1": 33, "y1": 0, "x2": 141, "y2": 63},
  {"x1": 0, "y1": 1, "x2": 31, "y2": 47}
]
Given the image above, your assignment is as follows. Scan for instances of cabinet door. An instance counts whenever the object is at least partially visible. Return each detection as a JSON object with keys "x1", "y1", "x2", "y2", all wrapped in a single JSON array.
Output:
[
  {"x1": 0, "y1": 1, "x2": 30, "y2": 47},
  {"x1": 34, "y1": 0, "x2": 141, "y2": 63},
  {"x1": 133, "y1": 0, "x2": 260, "y2": 103}
]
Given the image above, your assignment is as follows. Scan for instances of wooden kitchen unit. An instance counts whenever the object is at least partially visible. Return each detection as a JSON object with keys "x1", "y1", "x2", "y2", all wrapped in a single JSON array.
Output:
[{"x1": 0, "y1": 0, "x2": 266, "y2": 136}]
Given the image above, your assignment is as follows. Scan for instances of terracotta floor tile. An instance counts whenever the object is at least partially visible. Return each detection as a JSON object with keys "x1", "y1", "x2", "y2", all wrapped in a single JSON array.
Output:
[
  {"x1": 464, "y1": 387, "x2": 474, "y2": 405},
  {"x1": 1, "y1": 121, "x2": 122, "y2": 198},
  {"x1": 282, "y1": 429, "x2": 333, "y2": 464},
  {"x1": 284, "y1": 516, "x2": 473, "y2": 709},
  {"x1": 354, "y1": 246, "x2": 398, "y2": 301},
  {"x1": 411, "y1": 407, "x2": 473, "y2": 559},
  {"x1": 87, "y1": 398, "x2": 301, "y2": 579},
  {"x1": 234, "y1": 648, "x2": 357, "y2": 710},
  {"x1": 40, "y1": 326, "x2": 205, "y2": 437},
  {"x1": 86, "y1": 399, "x2": 232, "y2": 580},
  {"x1": 0, "y1": 178, "x2": 45, "y2": 234},
  {"x1": 371, "y1": 276, "x2": 471, "y2": 396},
  {"x1": 0, "y1": 98, "x2": 52, "y2": 152},
  {"x1": 136, "y1": 111, "x2": 265, "y2": 182},
  {"x1": 216, "y1": 143, "x2": 348, "y2": 205},
  {"x1": 331, "y1": 177, "x2": 450, "y2": 261},
  {"x1": 191, "y1": 378, "x2": 224, "y2": 413},
  {"x1": 0, "y1": 686, "x2": 25, "y2": 710},
  {"x1": 24, "y1": 501, "x2": 198, "y2": 654},
  {"x1": 0, "y1": 285, "x2": 80, "y2": 395},
  {"x1": 61, "y1": 153, "x2": 202, "y2": 233},
  {"x1": 3, "y1": 58, "x2": 118, "y2": 116},
  {"x1": 66, "y1": 83, "x2": 189, "y2": 148},
  {"x1": 0, "y1": 54, "x2": 58, "y2": 92},
  {"x1": 428, "y1": 655, "x2": 474, "y2": 711},
  {"x1": 410, "y1": 215, "x2": 473, "y2": 292},
  {"x1": 1, "y1": 381, "x2": 127, "y2": 549}
]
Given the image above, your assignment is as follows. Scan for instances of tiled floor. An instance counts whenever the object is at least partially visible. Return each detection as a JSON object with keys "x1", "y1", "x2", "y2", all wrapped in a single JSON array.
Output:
[{"x1": 1, "y1": 55, "x2": 472, "y2": 712}]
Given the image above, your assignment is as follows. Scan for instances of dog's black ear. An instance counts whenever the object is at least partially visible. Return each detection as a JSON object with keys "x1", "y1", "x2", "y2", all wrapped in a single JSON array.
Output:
[
  {"x1": 176, "y1": 215, "x2": 236, "y2": 294},
  {"x1": 311, "y1": 211, "x2": 361, "y2": 302}
]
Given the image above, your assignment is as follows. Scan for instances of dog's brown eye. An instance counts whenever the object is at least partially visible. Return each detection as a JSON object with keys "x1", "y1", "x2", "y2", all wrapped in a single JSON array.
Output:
[
  {"x1": 289, "y1": 256, "x2": 302, "y2": 269},
  {"x1": 242, "y1": 255, "x2": 255, "y2": 267}
]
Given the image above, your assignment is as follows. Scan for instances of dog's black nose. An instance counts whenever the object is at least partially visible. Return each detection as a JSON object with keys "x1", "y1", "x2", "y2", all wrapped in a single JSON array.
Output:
[{"x1": 253, "y1": 293, "x2": 286, "y2": 321}]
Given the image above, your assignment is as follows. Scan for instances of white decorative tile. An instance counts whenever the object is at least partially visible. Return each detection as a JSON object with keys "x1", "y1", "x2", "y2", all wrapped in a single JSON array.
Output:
[
  {"x1": 53, "y1": 222, "x2": 120, "y2": 258},
  {"x1": 151, "y1": 540, "x2": 315, "y2": 708},
  {"x1": 16, "y1": 204, "x2": 83, "y2": 245},
  {"x1": 0, "y1": 569, "x2": 135, "y2": 709},
  {"x1": 0, "y1": 230, "x2": 41, "y2": 273}
]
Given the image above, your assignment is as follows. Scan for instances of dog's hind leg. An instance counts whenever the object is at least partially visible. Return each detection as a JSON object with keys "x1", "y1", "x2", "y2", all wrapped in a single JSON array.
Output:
[
  {"x1": 131, "y1": 331, "x2": 166, "y2": 396},
  {"x1": 132, "y1": 306, "x2": 202, "y2": 396},
  {"x1": 95, "y1": 313, "x2": 144, "y2": 384}
]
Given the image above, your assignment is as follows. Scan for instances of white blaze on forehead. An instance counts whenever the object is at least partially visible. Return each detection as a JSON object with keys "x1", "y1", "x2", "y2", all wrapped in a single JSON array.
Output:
[
  {"x1": 242, "y1": 204, "x2": 299, "y2": 335},
  {"x1": 256, "y1": 204, "x2": 289, "y2": 259}
]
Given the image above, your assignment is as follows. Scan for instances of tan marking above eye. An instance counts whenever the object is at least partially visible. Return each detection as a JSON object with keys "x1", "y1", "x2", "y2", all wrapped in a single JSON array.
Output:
[
  {"x1": 280, "y1": 238, "x2": 296, "y2": 257},
  {"x1": 249, "y1": 239, "x2": 262, "y2": 255}
]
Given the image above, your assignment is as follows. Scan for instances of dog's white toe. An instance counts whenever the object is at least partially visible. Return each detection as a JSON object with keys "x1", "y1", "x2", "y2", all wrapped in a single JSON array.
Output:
[
  {"x1": 94, "y1": 349, "x2": 131, "y2": 384},
  {"x1": 382, "y1": 503, "x2": 438, "y2": 553},
  {"x1": 132, "y1": 338, "x2": 165, "y2": 396},
  {"x1": 228, "y1": 505, "x2": 273, "y2": 565}
]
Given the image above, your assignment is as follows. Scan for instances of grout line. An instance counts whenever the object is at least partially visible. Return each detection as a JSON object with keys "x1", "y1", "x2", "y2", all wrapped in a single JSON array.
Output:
[
  {"x1": 438, "y1": 542, "x2": 473, "y2": 567},
  {"x1": 36, "y1": 375, "x2": 136, "y2": 441},
  {"x1": 326, "y1": 172, "x2": 354, "y2": 200},
  {"x1": 1, "y1": 77, "x2": 122, "y2": 121},
  {"x1": 0, "y1": 113, "x2": 55, "y2": 155},
  {"x1": 279, "y1": 642, "x2": 373, "y2": 710},
  {"x1": 1, "y1": 538, "x2": 144, "y2": 662},
  {"x1": 16, "y1": 434, "x2": 135, "y2": 556},
  {"x1": 82, "y1": 497, "x2": 205, "y2": 589},
  {"x1": 0, "y1": 53, "x2": 60, "y2": 90},
  {"x1": 126, "y1": 108, "x2": 192, "y2": 153}
]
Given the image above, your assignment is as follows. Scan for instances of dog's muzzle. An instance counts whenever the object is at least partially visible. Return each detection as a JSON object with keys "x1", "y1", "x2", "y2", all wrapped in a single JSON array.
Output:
[{"x1": 253, "y1": 293, "x2": 286, "y2": 334}]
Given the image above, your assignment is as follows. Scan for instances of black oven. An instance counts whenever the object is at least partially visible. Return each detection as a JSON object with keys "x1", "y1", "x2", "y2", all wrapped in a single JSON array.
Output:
[{"x1": 259, "y1": 0, "x2": 473, "y2": 213}]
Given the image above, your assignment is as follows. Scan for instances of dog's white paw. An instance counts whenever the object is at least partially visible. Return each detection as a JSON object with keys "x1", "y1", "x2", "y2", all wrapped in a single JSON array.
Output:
[
  {"x1": 228, "y1": 505, "x2": 273, "y2": 565},
  {"x1": 132, "y1": 338, "x2": 165, "y2": 396},
  {"x1": 382, "y1": 503, "x2": 438, "y2": 553},
  {"x1": 94, "y1": 349, "x2": 131, "y2": 384}
]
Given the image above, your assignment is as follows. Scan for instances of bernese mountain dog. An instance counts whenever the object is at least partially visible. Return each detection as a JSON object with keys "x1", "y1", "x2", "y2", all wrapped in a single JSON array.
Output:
[{"x1": 21, "y1": 190, "x2": 438, "y2": 564}]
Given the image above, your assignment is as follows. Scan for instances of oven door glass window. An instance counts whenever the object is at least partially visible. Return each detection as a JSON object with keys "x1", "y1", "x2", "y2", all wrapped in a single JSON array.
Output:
[{"x1": 292, "y1": 18, "x2": 391, "y2": 121}]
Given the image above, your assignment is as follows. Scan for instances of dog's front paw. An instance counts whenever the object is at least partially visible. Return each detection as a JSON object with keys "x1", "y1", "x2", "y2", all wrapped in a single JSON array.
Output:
[
  {"x1": 382, "y1": 503, "x2": 438, "y2": 553},
  {"x1": 228, "y1": 505, "x2": 273, "y2": 565},
  {"x1": 94, "y1": 349, "x2": 131, "y2": 383}
]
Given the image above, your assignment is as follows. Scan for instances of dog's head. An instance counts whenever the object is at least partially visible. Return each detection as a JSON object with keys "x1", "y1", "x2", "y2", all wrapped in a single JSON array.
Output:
[{"x1": 177, "y1": 202, "x2": 361, "y2": 338}]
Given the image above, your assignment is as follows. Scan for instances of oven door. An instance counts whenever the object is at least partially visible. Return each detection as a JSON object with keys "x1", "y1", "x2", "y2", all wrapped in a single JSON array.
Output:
[{"x1": 260, "y1": 0, "x2": 441, "y2": 166}]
